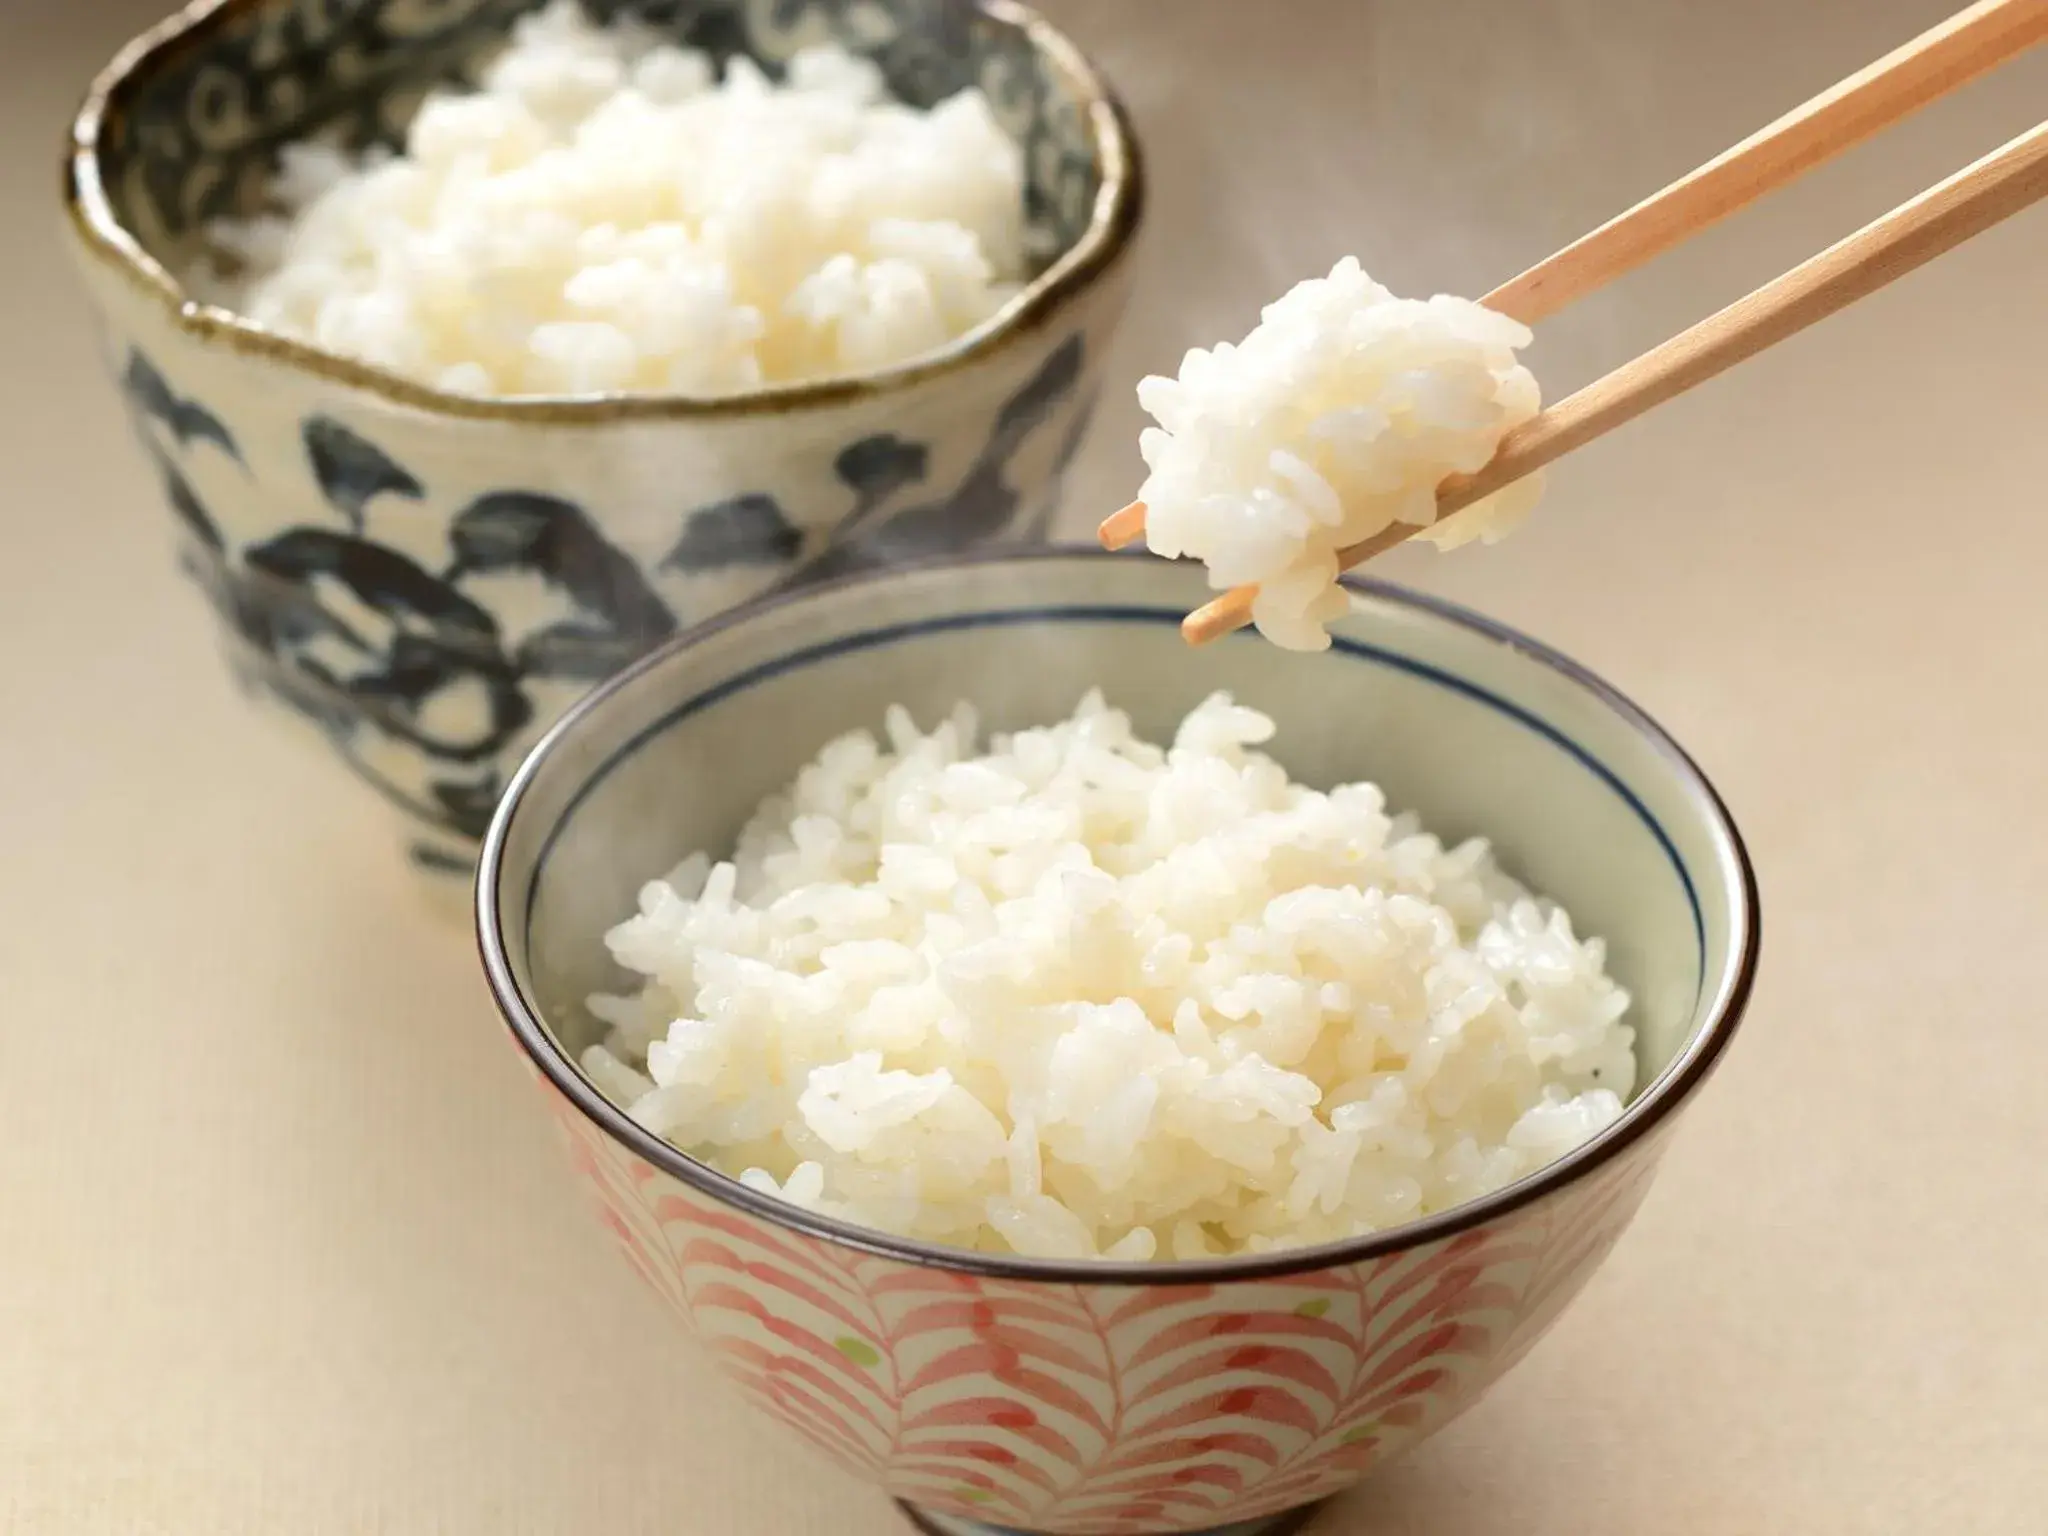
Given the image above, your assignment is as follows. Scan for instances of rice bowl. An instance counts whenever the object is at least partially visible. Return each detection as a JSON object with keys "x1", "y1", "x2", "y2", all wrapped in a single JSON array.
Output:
[
  {"x1": 66, "y1": 0, "x2": 1142, "y2": 880},
  {"x1": 580, "y1": 690, "x2": 1636, "y2": 1261},
  {"x1": 475, "y1": 548, "x2": 1756, "y2": 1533},
  {"x1": 202, "y1": 1, "x2": 1034, "y2": 396},
  {"x1": 479, "y1": 545, "x2": 1757, "y2": 1285}
]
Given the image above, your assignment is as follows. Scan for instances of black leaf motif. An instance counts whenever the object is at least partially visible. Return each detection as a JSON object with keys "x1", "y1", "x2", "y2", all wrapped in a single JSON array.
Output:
[
  {"x1": 180, "y1": 545, "x2": 287, "y2": 661},
  {"x1": 446, "y1": 492, "x2": 676, "y2": 643},
  {"x1": 662, "y1": 493, "x2": 804, "y2": 573},
  {"x1": 352, "y1": 630, "x2": 498, "y2": 709},
  {"x1": 347, "y1": 632, "x2": 532, "y2": 762},
  {"x1": 1021, "y1": 381, "x2": 1099, "y2": 543},
  {"x1": 991, "y1": 331, "x2": 1084, "y2": 451},
  {"x1": 834, "y1": 433, "x2": 930, "y2": 536},
  {"x1": 408, "y1": 840, "x2": 477, "y2": 876},
  {"x1": 429, "y1": 774, "x2": 507, "y2": 841},
  {"x1": 302, "y1": 415, "x2": 424, "y2": 530},
  {"x1": 151, "y1": 450, "x2": 225, "y2": 552},
  {"x1": 233, "y1": 530, "x2": 528, "y2": 763},
  {"x1": 844, "y1": 332, "x2": 1087, "y2": 562},
  {"x1": 152, "y1": 455, "x2": 295, "y2": 660},
  {"x1": 245, "y1": 527, "x2": 500, "y2": 654},
  {"x1": 122, "y1": 349, "x2": 241, "y2": 462},
  {"x1": 875, "y1": 462, "x2": 1016, "y2": 555},
  {"x1": 228, "y1": 556, "x2": 367, "y2": 656},
  {"x1": 248, "y1": 648, "x2": 357, "y2": 739},
  {"x1": 1052, "y1": 383, "x2": 1098, "y2": 478},
  {"x1": 515, "y1": 619, "x2": 650, "y2": 683},
  {"x1": 271, "y1": 628, "x2": 527, "y2": 767}
]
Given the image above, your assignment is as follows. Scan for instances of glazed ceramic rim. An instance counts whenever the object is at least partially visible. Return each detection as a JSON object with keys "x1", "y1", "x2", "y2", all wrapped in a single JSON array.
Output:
[
  {"x1": 477, "y1": 545, "x2": 1761, "y2": 1286},
  {"x1": 62, "y1": 0, "x2": 1143, "y2": 423}
]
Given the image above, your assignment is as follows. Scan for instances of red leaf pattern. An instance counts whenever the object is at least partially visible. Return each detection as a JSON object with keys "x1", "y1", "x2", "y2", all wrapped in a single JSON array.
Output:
[{"x1": 529, "y1": 1071, "x2": 1662, "y2": 1534}]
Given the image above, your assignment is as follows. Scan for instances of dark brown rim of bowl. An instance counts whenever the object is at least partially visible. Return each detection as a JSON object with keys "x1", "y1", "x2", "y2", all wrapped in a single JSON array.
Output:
[
  {"x1": 62, "y1": 0, "x2": 1144, "y2": 424},
  {"x1": 476, "y1": 544, "x2": 1761, "y2": 1286}
]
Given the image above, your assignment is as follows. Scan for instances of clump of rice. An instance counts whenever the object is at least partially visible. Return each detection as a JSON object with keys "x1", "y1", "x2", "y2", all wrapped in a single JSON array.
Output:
[
  {"x1": 581, "y1": 691, "x2": 1634, "y2": 1262},
  {"x1": 1136, "y1": 257, "x2": 1544, "y2": 651},
  {"x1": 202, "y1": 0, "x2": 1025, "y2": 396}
]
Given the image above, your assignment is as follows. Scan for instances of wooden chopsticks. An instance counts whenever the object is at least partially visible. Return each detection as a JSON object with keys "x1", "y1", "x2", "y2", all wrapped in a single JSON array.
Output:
[
  {"x1": 1182, "y1": 119, "x2": 2048, "y2": 643},
  {"x1": 1483, "y1": 0, "x2": 2048, "y2": 327},
  {"x1": 1101, "y1": 0, "x2": 2048, "y2": 644}
]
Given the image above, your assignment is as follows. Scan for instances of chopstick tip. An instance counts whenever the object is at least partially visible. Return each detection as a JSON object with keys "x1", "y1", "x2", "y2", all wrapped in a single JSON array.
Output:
[
  {"x1": 1099, "y1": 500, "x2": 1147, "y2": 551},
  {"x1": 1182, "y1": 589, "x2": 1251, "y2": 647}
]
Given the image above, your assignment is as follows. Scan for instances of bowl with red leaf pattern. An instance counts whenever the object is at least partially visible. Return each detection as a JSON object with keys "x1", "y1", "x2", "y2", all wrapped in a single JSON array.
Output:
[{"x1": 476, "y1": 546, "x2": 1758, "y2": 1536}]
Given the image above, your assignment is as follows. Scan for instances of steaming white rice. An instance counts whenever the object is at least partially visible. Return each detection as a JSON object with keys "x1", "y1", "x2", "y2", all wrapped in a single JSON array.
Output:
[
  {"x1": 581, "y1": 692, "x2": 1634, "y2": 1261},
  {"x1": 203, "y1": 1, "x2": 1025, "y2": 395},
  {"x1": 1137, "y1": 258, "x2": 1544, "y2": 651}
]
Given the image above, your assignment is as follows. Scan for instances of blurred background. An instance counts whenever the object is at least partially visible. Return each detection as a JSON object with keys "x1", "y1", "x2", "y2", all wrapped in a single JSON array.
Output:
[{"x1": 5, "y1": 0, "x2": 2045, "y2": 1531}]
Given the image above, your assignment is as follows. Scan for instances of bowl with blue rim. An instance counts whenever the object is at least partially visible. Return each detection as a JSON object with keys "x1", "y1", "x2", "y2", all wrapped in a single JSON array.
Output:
[
  {"x1": 477, "y1": 545, "x2": 1759, "y2": 1536},
  {"x1": 64, "y1": 0, "x2": 1143, "y2": 887}
]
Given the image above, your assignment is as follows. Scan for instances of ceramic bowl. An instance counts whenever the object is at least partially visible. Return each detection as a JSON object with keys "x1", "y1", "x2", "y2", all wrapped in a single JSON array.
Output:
[
  {"x1": 476, "y1": 547, "x2": 1759, "y2": 1536},
  {"x1": 64, "y1": 0, "x2": 1142, "y2": 882}
]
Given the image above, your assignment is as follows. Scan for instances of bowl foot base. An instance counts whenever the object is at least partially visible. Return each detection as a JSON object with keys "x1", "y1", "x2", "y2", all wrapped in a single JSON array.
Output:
[{"x1": 895, "y1": 1498, "x2": 1324, "y2": 1536}]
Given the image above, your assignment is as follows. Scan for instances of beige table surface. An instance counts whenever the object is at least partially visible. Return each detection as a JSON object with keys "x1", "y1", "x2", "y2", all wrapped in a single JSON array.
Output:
[{"x1": 6, "y1": 1, "x2": 2047, "y2": 1531}]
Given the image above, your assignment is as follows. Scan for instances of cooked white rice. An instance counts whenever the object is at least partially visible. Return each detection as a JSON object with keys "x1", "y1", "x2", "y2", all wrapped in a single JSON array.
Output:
[
  {"x1": 1137, "y1": 257, "x2": 1544, "y2": 651},
  {"x1": 581, "y1": 692, "x2": 1633, "y2": 1261},
  {"x1": 202, "y1": 1, "x2": 1025, "y2": 395}
]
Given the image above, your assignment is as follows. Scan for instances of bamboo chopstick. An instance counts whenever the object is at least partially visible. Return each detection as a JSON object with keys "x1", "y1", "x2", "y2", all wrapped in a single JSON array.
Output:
[
  {"x1": 1484, "y1": 0, "x2": 2048, "y2": 326},
  {"x1": 1180, "y1": 117, "x2": 2048, "y2": 645},
  {"x1": 1098, "y1": 0, "x2": 2048, "y2": 615}
]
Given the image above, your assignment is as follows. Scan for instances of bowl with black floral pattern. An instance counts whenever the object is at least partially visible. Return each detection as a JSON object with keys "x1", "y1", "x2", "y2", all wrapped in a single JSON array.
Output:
[{"x1": 63, "y1": 0, "x2": 1142, "y2": 883}]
